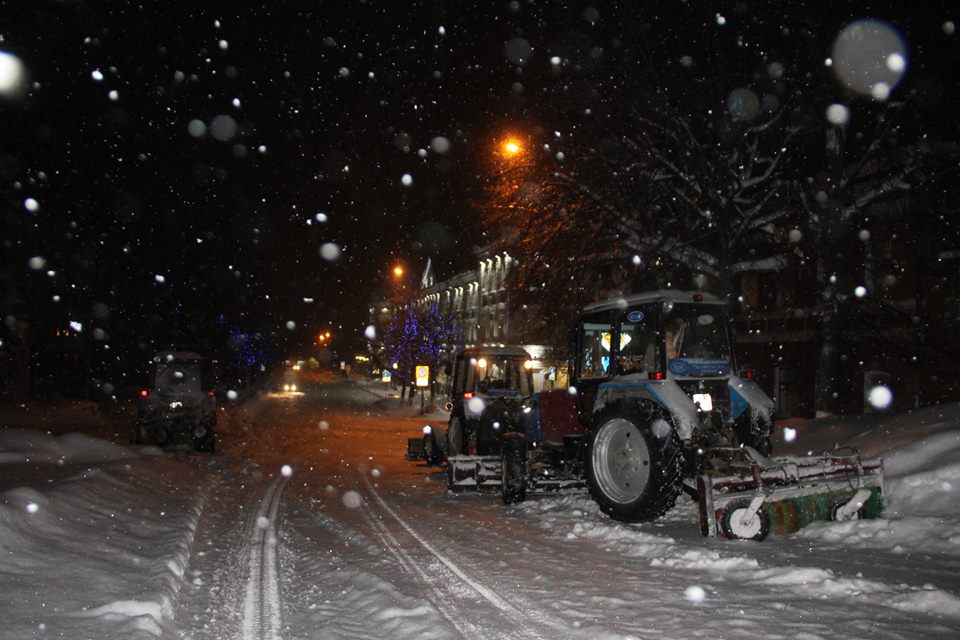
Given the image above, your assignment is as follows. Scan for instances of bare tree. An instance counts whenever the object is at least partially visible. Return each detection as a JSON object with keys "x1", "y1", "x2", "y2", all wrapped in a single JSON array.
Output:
[
  {"x1": 805, "y1": 103, "x2": 960, "y2": 414},
  {"x1": 486, "y1": 93, "x2": 804, "y2": 352}
]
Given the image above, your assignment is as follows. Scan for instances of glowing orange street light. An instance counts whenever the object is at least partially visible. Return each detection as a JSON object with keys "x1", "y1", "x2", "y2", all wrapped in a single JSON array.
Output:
[
  {"x1": 392, "y1": 265, "x2": 404, "y2": 278},
  {"x1": 502, "y1": 138, "x2": 522, "y2": 157}
]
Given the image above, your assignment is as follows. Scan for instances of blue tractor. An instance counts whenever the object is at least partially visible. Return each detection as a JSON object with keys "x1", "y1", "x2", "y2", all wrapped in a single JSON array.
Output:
[{"x1": 411, "y1": 291, "x2": 883, "y2": 540}]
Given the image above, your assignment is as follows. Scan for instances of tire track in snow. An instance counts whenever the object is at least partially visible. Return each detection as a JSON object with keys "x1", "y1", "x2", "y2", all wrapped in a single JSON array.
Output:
[
  {"x1": 358, "y1": 496, "x2": 486, "y2": 638},
  {"x1": 359, "y1": 470, "x2": 575, "y2": 640},
  {"x1": 242, "y1": 474, "x2": 287, "y2": 640}
]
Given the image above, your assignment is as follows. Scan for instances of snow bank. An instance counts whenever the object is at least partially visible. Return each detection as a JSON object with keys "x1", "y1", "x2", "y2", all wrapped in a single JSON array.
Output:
[
  {"x1": 788, "y1": 404, "x2": 960, "y2": 566},
  {"x1": 0, "y1": 429, "x2": 207, "y2": 640},
  {"x1": 0, "y1": 428, "x2": 140, "y2": 464}
]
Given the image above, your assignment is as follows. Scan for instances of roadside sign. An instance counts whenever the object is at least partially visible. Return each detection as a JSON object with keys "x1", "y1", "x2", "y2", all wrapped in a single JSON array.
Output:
[
  {"x1": 416, "y1": 365, "x2": 429, "y2": 387},
  {"x1": 382, "y1": 370, "x2": 392, "y2": 383}
]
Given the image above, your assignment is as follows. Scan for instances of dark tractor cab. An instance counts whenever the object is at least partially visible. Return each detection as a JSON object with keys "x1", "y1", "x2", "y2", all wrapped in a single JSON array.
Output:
[{"x1": 445, "y1": 346, "x2": 534, "y2": 456}]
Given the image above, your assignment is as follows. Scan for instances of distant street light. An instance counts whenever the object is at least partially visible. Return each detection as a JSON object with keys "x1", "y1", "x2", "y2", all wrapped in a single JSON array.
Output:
[
  {"x1": 392, "y1": 265, "x2": 404, "y2": 278},
  {"x1": 502, "y1": 138, "x2": 522, "y2": 157}
]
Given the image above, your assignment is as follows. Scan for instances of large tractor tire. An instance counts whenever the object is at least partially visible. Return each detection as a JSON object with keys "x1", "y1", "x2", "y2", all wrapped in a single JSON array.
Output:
[
  {"x1": 501, "y1": 432, "x2": 527, "y2": 504},
  {"x1": 585, "y1": 399, "x2": 684, "y2": 523}
]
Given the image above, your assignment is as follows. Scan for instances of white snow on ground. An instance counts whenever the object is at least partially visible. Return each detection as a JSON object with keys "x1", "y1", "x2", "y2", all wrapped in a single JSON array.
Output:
[
  {"x1": 0, "y1": 430, "x2": 207, "y2": 639},
  {"x1": 2, "y1": 387, "x2": 960, "y2": 639}
]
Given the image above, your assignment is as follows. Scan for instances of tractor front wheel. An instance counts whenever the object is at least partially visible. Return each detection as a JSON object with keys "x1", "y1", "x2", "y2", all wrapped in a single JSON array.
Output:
[
  {"x1": 447, "y1": 416, "x2": 465, "y2": 456},
  {"x1": 585, "y1": 400, "x2": 684, "y2": 523},
  {"x1": 501, "y1": 432, "x2": 527, "y2": 504}
]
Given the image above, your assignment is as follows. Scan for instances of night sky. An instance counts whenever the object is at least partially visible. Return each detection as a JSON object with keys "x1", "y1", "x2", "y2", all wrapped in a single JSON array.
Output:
[{"x1": 1, "y1": 1, "x2": 957, "y2": 363}]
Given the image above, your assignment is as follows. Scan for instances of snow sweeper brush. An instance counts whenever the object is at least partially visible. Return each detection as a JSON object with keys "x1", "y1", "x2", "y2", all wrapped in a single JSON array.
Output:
[{"x1": 697, "y1": 447, "x2": 884, "y2": 541}]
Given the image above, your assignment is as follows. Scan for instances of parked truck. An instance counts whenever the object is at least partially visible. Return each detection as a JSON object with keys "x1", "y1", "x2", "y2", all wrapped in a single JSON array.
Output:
[
  {"x1": 135, "y1": 351, "x2": 217, "y2": 452},
  {"x1": 408, "y1": 290, "x2": 883, "y2": 540}
]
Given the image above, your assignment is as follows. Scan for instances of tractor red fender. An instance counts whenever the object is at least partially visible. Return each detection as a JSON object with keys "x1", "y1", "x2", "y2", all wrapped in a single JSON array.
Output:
[{"x1": 537, "y1": 389, "x2": 585, "y2": 446}]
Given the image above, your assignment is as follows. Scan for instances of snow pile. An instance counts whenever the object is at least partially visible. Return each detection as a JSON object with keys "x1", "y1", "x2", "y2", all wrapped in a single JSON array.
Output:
[
  {"x1": 783, "y1": 403, "x2": 960, "y2": 564},
  {"x1": 0, "y1": 428, "x2": 139, "y2": 464},
  {"x1": 0, "y1": 432, "x2": 207, "y2": 639}
]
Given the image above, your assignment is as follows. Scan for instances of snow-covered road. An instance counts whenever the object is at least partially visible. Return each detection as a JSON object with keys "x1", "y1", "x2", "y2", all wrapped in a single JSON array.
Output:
[{"x1": 2, "y1": 373, "x2": 959, "y2": 639}]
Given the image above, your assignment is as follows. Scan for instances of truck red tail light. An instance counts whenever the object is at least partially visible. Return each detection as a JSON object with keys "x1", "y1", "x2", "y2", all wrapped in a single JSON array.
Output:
[
  {"x1": 649, "y1": 371, "x2": 665, "y2": 381},
  {"x1": 139, "y1": 389, "x2": 149, "y2": 397},
  {"x1": 741, "y1": 369, "x2": 756, "y2": 380}
]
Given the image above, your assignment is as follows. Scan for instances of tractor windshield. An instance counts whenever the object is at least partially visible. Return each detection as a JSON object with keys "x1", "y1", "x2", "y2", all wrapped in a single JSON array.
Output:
[
  {"x1": 464, "y1": 356, "x2": 532, "y2": 396},
  {"x1": 662, "y1": 303, "x2": 731, "y2": 361}
]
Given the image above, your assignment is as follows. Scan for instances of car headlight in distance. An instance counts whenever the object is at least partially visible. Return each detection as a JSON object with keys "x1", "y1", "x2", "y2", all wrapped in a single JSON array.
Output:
[
  {"x1": 283, "y1": 383, "x2": 290, "y2": 391},
  {"x1": 291, "y1": 384, "x2": 298, "y2": 392},
  {"x1": 692, "y1": 393, "x2": 713, "y2": 412}
]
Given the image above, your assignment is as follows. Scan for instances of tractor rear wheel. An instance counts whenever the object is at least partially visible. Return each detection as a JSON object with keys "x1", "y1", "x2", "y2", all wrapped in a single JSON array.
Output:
[
  {"x1": 585, "y1": 400, "x2": 684, "y2": 523},
  {"x1": 423, "y1": 431, "x2": 440, "y2": 466}
]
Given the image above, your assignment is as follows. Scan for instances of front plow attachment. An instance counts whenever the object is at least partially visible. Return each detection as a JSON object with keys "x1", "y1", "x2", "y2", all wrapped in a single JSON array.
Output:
[
  {"x1": 698, "y1": 448, "x2": 884, "y2": 541},
  {"x1": 446, "y1": 455, "x2": 586, "y2": 495},
  {"x1": 447, "y1": 455, "x2": 503, "y2": 492}
]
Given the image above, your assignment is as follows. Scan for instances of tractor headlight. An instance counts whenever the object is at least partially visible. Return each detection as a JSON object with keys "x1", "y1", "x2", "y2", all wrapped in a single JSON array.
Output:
[{"x1": 692, "y1": 393, "x2": 713, "y2": 412}]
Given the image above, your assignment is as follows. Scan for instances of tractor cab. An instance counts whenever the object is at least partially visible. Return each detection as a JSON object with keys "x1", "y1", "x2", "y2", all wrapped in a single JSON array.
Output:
[
  {"x1": 446, "y1": 346, "x2": 533, "y2": 455},
  {"x1": 573, "y1": 290, "x2": 773, "y2": 454}
]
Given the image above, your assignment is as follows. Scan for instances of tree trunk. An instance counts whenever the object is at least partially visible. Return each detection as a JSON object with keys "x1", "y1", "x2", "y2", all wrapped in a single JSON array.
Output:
[
  {"x1": 814, "y1": 300, "x2": 842, "y2": 417},
  {"x1": 813, "y1": 128, "x2": 846, "y2": 417}
]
